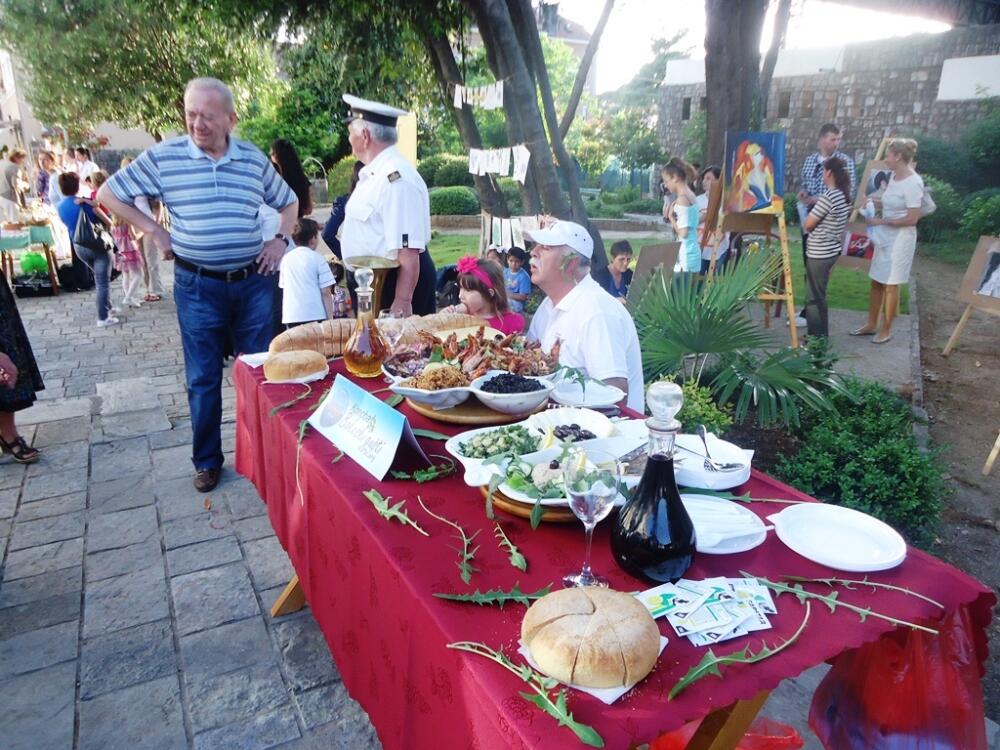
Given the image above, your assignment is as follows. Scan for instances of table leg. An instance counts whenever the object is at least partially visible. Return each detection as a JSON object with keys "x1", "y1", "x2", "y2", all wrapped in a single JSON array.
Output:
[
  {"x1": 684, "y1": 689, "x2": 770, "y2": 750},
  {"x1": 270, "y1": 575, "x2": 306, "y2": 617},
  {"x1": 43, "y1": 243, "x2": 59, "y2": 296}
]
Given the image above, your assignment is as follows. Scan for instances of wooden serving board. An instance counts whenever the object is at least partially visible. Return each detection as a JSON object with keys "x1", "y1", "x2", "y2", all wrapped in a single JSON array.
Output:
[
  {"x1": 479, "y1": 486, "x2": 577, "y2": 523},
  {"x1": 405, "y1": 396, "x2": 548, "y2": 425}
]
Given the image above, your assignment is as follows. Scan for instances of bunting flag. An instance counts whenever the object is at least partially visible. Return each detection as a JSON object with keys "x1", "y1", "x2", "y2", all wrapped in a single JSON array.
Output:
[
  {"x1": 482, "y1": 213, "x2": 535, "y2": 251},
  {"x1": 466, "y1": 147, "x2": 518, "y2": 178},
  {"x1": 453, "y1": 81, "x2": 504, "y2": 111},
  {"x1": 511, "y1": 144, "x2": 531, "y2": 184}
]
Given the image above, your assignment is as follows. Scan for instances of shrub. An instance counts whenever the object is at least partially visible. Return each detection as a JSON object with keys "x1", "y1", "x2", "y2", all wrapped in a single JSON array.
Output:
[
  {"x1": 959, "y1": 194, "x2": 1000, "y2": 238},
  {"x1": 417, "y1": 153, "x2": 454, "y2": 188},
  {"x1": 775, "y1": 378, "x2": 947, "y2": 544},
  {"x1": 586, "y1": 202, "x2": 625, "y2": 219},
  {"x1": 912, "y1": 135, "x2": 973, "y2": 192},
  {"x1": 784, "y1": 193, "x2": 799, "y2": 227},
  {"x1": 963, "y1": 107, "x2": 1000, "y2": 182},
  {"x1": 497, "y1": 177, "x2": 523, "y2": 216},
  {"x1": 673, "y1": 378, "x2": 733, "y2": 435},
  {"x1": 918, "y1": 176, "x2": 961, "y2": 241},
  {"x1": 622, "y1": 198, "x2": 663, "y2": 214},
  {"x1": 601, "y1": 186, "x2": 640, "y2": 205},
  {"x1": 434, "y1": 154, "x2": 475, "y2": 187},
  {"x1": 429, "y1": 186, "x2": 480, "y2": 215},
  {"x1": 327, "y1": 158, "x2": 358, "y2": 199},
  {"x1": 960, "y1": 187, "x2": 1000, "y2": 213}
]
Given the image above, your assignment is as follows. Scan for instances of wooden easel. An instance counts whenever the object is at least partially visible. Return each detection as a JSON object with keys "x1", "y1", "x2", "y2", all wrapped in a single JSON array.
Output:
[
  {"x1": 983, "y1": 430, "x2": 1000, "y2": 476},
  {"x1": 941, "y1": 303, "x2": 1000, "y2": 356},
  {"x1": 942, "y1": 236, "x2": 1000, "y2": 356}
]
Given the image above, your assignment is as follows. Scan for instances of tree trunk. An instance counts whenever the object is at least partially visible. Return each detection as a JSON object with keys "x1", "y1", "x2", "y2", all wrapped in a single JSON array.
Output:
[
  {"x1": 466, "y1": 0, "x2": 569, "y2": 218},
  {"x1": 704, "y1": 0, "x2": 768, "y2": 164},
  {"x1": 757, "y1": 0, "x2": 792, "y2": 128},
  {"x1": 512, "y1": 0, "x2": 607, "y2": 269},
  {"x1": 423, "y1": 32, "x2": 508, "y2": 216},
  {"x1": 558, "y1": 0, "x2": 614, "y2": 140}
]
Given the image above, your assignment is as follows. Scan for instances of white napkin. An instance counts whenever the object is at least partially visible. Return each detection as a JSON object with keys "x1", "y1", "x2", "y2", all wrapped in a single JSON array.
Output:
[
  {"x1": 238, "y1": 352, "x2": 270, "y2": 368},
  {"x1": 517, "y1": 636, "x2": 668, "y2": 705}
]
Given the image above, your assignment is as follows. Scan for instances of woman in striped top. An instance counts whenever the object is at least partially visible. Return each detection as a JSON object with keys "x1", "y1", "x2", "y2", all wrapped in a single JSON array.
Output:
[{"x1": 802, "y1": 157, "x2": 851, "y2": 338}]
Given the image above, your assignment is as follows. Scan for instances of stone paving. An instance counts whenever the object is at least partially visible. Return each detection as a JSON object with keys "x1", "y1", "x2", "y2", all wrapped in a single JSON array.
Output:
[{"x1": 0, "y1": 265, "x2": 380, "y2": 750}]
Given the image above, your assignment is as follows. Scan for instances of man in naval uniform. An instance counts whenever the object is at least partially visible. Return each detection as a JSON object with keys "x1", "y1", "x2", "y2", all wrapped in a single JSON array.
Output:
[{"x1": 340, "y1": 94, "x2": 437, "y2": 316}]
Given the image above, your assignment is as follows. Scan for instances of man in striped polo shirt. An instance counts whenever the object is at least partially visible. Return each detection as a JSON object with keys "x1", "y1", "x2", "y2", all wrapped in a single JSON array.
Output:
[{"x1": 99, "y1": 77, "x2": 298, "y2": 492}]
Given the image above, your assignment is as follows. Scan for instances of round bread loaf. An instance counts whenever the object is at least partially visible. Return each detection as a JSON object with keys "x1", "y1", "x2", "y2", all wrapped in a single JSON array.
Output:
[
  {"x1": 263, "y1": 350, "x2": 328, "y2": 382},
  {"x1": 521, "y1": 587, "x2": 660, "y2": 689}
]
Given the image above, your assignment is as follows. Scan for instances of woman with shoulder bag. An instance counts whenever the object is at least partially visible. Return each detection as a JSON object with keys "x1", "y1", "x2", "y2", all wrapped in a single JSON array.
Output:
[{"x1": 56, "y1": 172, "x2": 120, "y2": 327}]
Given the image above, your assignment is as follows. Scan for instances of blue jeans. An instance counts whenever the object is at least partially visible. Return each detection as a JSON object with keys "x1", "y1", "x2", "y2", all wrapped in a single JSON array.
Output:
[
  {"x1": 74, "y1": 244, "x2": 112, "y2": 320},
  {"x1": 173, "y1": 265, "x2": 273, "y2": 471}
]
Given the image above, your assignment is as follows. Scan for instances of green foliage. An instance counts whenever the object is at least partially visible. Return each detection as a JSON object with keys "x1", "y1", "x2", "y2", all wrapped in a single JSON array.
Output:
[
  {"x1": 605, "y1": 108, "x2": 666, "y2": 171},
  {"x1": 417, "y1": 154, "x2": 457, "y2": 188},
  {"x1": 601, "y1": 187, "x2": 640, "y2": 204},
  {"x1": 430, "y1": 186, "x2": 480, "y2": 215},
  {"x1": 911, "y1": 136, "x2": 973, "y2": 192},
  {"x1": 583, "y1": 197, "x2": 624, "y2": 219},
  {"x1": 671, "y1": 378, "x2": 733, "y2": 434},
  {"x1": 959, "y1": 194, "x2": 1000, "y2": 238},
  {"x1": 679, "y1": 109, "x2": 706, "y2": 167},
  {"x1": 918, "y1": 176, "x2": 961, "y2": 241},
  {"x1": 239, "y1": 85, "x2": 339, "y2": 166},
  {"x1": 622, "y1": 199, "x2": 663, "y2": 214},
  {"x1": 434, "y1": 155, "x2": 475, "y2": 188},
  {"x1": 963, "y1": 106, "x2": 1000, "y2": 182},
  {"x1": 629, "y1": 253, "x2": 852, "y2": 429},
  {"x1": 960, "y1": 187, "x2": 1000, "y2": 213},
  {"x1": 607, "y1": 32, "x2": 691, "y2": 108},
  {"x1": 497, "y1": 178, "x2": 524, "y2": 216},
  {"x1": 571, "y1": 118, "x2": 613, "y2": 180},
  {"x1": 775, "y1": 378, "x2": 947, "y2": 543},
  {"x1": 326, "y1": 158, "x2": 359, "y2": 199},
  {"x1": 0, "y1": 0, "x2": 272, "y2": 137},
  {"x1": 784, "y1": 193, "x2": 799, "y2": 227}
]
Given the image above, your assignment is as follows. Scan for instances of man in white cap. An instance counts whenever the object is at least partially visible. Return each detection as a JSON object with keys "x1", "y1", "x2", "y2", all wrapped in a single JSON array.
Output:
[
  {"x1": 525, "y1": 221, "x2": 645, "y2": 412},
  {"x1": 340, "y1": 94, "x2": 436, "y2": 316}
]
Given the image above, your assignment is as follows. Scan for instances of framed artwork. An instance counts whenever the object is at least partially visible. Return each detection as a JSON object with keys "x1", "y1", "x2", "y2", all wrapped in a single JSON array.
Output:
[
  {"x1": 959, "y1": 236, "x2": 1000, "y2": 312},
  {"x1": 723, "y1": 131, "x2": 786, "y2": 215},
  {"x1": 848, "y1": 159, "x2": 890, "y2": 222},
  {"x1": 837, "y1": 221, "x2": 875, "y2": 269}
]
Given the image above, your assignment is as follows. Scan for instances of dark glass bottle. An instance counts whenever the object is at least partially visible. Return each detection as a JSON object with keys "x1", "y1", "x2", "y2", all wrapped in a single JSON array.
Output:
[{"x1": 611, "y1": 381, "x2": 696, "y2": 583}]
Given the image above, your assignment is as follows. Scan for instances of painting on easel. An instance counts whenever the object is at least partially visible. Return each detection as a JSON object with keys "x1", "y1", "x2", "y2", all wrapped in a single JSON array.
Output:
[
  {"x1": 961, "y1": 236, "x2": 1000, "y2": 309},
  {"x1": 723, "y1": 131, "x2": 786, "y2": 215}
]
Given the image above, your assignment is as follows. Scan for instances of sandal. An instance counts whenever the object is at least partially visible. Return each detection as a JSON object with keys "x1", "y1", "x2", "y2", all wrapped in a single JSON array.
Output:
[
  {"x1": 849, "y1": 326, "x2": 876, "y2": 336},
  {"x1": 0, "y1": 435, "x2": 40, "y2": 464},
  {"x1": 144, "y1": 293, "x2": 162, "y2": 302}
]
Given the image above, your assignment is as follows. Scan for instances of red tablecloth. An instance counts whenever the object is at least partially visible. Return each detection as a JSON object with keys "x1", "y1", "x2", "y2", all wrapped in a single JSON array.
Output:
[{"x1": 234, "y1": 360, "x2": 993, "y2": 750}]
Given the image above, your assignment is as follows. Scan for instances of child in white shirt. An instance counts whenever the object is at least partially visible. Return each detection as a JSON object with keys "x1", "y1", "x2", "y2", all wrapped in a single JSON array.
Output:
[{"x1": 279, "y1": 219, "x2": 336, "y2": 329}]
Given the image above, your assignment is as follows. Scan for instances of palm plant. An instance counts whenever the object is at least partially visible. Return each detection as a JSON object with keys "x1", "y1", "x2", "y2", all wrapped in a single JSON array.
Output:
[{"x1": 628, "y1": 250, "x2": 852, "y2": 428}]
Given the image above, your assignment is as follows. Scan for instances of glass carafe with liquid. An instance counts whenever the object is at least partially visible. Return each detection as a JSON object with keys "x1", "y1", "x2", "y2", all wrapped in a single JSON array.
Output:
[
  {"x1": 611, "y1": 381, "x2": 696, "y2": 582},
  {"x1": 343, "y1": 267, "x2": 389, "y2": 378}
]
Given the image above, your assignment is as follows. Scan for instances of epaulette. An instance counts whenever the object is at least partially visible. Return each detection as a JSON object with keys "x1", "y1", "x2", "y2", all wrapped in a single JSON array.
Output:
[{"x1": 387, "y1": 171, "x2": 401, "y2": 183}]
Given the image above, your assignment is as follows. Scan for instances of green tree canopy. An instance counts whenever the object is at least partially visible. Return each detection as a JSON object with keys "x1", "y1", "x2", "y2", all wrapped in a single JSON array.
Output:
[{"x1": 0, "y1": 0, "x2": 273, "y2": 139}]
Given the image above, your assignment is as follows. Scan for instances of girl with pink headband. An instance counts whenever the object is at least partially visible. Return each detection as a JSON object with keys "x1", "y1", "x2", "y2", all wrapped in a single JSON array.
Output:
[{"x1": 442, "y1": 255, "x2": 525, "y2": 335}]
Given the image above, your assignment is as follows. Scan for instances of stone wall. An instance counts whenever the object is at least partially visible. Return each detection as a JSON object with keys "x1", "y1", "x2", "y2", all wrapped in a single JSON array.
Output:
[{"x1": 658, "y1": 25, "x2": 1000, "y2": 190}]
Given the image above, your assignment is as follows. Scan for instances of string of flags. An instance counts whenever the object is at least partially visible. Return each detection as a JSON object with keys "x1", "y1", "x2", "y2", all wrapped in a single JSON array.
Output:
[
  {"x1": 483, "y1": 213, "x2": 542, "y2": 251},
  {"x1": 453, "y1": 81, "x2": 504, "y2": 110},
  {"x1": 468, "y1": 144, "x2": 531, "y2": 184}
]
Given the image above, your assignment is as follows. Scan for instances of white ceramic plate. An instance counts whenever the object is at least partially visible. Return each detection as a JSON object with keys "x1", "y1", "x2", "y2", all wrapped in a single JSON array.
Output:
[
  {"x1": 681, "y1": 494, "x2": 768, "y2": 555},
  {"x1": 388, "y1": 382, "x2": 471, "y2": 410},
  {"x1": 524, "y1": 407, "x2": 616, "y2": 441},
  {"x1": 445, "y1": 421, "x2": 535, "y2": 486},
  {"x1": 766, "y1": 503, "x2": 906, "y2": 572},
  {"x1": 469, "y1": 370, "x2": 554, "y2": 416},
  {"x1": 674, "y1": 434, "x2": 753, "y2": 491},
  {"x1": 497, "y1": 437, "x2": 645, "y2": 507},
  {"x1": 550, "y1": 379, "x2": 626, "y2": 409}
]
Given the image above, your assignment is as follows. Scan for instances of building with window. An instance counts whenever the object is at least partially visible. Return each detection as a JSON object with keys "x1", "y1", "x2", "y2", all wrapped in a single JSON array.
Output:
[{"x1": 658, "y1": 24, "x2": 999, "y2": 187}]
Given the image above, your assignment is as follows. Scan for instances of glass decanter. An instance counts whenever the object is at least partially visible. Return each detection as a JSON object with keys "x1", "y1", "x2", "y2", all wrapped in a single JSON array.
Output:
[
  {"x1": 610, "y1": 381, "x2": 696, "y2": 583},
  {"x1": 343, "y1": 267, "x2": 389, "y2": 378}
]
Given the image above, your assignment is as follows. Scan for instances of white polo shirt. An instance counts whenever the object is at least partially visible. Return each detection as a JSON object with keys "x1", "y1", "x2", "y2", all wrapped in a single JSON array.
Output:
[
  {"x1": 341, "y1": 145, "x2": 430, "y2": 264},
  {"x1": 528, "y1": 276, "x2": 645, "y2": 412},
  {"x1": 279, "y1": 246, "x2": 336, "y2": 324}
]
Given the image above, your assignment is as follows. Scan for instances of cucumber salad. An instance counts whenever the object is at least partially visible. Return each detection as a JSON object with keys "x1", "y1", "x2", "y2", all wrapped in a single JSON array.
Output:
[{"x1": 458, "y1": 425, "x2": 538, "y2": 459}]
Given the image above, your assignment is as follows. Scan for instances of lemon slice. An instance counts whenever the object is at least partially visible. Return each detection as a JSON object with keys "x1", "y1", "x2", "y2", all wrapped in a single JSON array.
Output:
[{"x1": 538, "y1": 426, "x2": 557, "y2": 450}]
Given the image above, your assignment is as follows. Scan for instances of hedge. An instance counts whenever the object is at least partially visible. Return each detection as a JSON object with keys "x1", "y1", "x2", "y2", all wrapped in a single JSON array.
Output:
[
  {"x1": 429, "y1": 186, "x2": 480, "y2": 215},
  {"x1": 433, "y1": 155, "x2": 474, "y2": 188}
]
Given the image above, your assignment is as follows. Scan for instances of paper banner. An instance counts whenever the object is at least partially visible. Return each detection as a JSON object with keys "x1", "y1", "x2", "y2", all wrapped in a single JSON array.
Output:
[
  {"x1": 512, "y1": 144, "x2": 531, "y2": 184},
  {"x1": 453, "y1": 84, "x2": 464, "y2": 109},
  {"x1": 501, "y1": 219, "x2": 513, "y2": 250},
  {"x1": 511, "y1": 217, "x2": 524, "y2": 250},
  {"x1": 492, "y1": 216, "x2": 502, "y2": 246}
]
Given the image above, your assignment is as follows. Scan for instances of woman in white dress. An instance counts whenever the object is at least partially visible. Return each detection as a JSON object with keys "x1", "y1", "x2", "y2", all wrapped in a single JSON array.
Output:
[{"x1": 851, "y1": 138, "x2": 924, "y2": 344}]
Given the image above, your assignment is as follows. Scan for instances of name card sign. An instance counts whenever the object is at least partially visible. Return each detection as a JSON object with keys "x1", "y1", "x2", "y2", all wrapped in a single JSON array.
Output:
[{"x1": 308, "y1": 375, "x2": 431, "y2": 480}]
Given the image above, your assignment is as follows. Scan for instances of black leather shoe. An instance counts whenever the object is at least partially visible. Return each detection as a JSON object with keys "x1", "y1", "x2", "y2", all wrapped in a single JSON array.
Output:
[{"x1": 193, "y1": 468, "x2": 221, "y2": 493}]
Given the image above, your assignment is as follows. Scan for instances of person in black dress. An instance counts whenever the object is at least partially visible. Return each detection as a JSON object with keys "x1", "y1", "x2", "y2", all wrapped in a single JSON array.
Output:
[{"x1": 0, "y1": 271, "x2": 44, "y2": 463}]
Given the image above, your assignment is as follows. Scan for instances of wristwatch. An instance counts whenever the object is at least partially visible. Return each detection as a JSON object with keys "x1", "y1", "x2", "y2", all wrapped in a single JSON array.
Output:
[{"x1": 274, "y1": 233, "x2": 292, "y2": 248}]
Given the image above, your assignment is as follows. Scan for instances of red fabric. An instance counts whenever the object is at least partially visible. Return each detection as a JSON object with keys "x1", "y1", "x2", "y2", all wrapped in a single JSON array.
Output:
[
  {"x1": 234, "y1": 360, "x2": 994, "y2": 750},
  {"x1": 487, "y1": 311, "x2": 526, "y2": 334}
]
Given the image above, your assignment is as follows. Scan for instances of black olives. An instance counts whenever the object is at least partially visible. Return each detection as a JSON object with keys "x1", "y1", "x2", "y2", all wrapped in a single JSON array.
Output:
[
  {"x1": 552, "y1": 424, "x2": 597, "y2": 442},
  {"x1": 480, "y1": 373, "x2": 544, "y2": 393}
]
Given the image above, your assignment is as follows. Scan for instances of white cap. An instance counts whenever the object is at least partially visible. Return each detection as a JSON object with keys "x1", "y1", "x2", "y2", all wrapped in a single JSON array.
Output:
[
  {"x1": 342, "y1": 94, "x2": 409, "y2": 127},
  {"x1": 524, "y1": 220, "x2": 593, "y2": 259}
]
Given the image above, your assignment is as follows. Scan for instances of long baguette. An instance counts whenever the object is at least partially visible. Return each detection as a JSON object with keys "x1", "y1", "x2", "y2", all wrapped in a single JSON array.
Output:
[{"x1": 267, "y1": 312, "x2": 485, "y2": 357}]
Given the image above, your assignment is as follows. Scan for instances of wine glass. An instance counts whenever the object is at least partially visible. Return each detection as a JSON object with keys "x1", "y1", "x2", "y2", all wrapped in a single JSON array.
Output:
[
  {"x1": 561, "y1": 448, "x2": 621, "y2": 588},
  {"x1": 377, "y1": 310, "x2": 404, "y2": 353}
]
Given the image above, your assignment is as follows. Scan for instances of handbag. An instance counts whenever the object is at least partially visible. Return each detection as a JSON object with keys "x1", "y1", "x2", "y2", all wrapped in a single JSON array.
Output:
[
  {"x1": 919, "y1": 186, "x2": 937, "y2": 217},
  {"x1": 74, "y1": 205, "x2": 116, "y2": 254}
]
